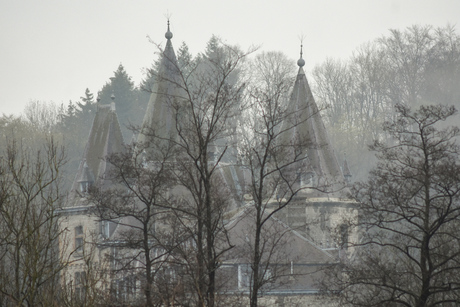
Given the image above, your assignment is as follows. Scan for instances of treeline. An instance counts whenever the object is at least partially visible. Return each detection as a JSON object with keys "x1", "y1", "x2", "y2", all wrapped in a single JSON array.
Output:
[
  {"x1": 3, "y1": 25, "x2": 459, "y2": 189},
  {"x1": 0, "y1": 24, "x2": 459, "y2": 306},
  {"x1": 0, "y1": 36, "x2": 235, "y2": 193},
  {"x1": 312, "y1": 25, "x2": 460, "y2": 180}
]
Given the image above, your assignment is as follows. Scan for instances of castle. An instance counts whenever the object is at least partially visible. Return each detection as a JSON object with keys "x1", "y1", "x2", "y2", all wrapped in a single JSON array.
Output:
[{"x1": 59, "y1": 22, "x2": 357, "y2": 306}]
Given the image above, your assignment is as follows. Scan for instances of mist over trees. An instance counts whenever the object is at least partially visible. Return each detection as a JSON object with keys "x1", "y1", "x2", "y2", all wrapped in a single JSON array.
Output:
[
  {"x1": 0, "y1": 24, "x2": 460, "y2": 306},
  {"x1": 324, "y1": 104, "x2": 460, "y2": 306},
  {"x1": 312, "y1": 25, "x2": 460, "y2": 181},
  {"x1": 0, "y1": 136, "x2": 67, "y2": 306}
]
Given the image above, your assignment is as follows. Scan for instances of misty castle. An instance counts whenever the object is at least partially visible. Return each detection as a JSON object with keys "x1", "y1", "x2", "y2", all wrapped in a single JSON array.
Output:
[{"x1": 59, "y1": 22, "x2": 357, "y2": 306}]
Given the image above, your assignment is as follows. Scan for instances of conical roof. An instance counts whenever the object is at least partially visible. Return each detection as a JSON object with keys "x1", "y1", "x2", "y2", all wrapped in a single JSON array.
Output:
[
  {"x1": 67, "y1": 103, "x2": 124, "y2": 205},
  {"x1": 280, "y1": 50, "x2": 346, "y2": 197},
  {"x1": 137, "y1": 21, "x2": 183, "y2": 160}
]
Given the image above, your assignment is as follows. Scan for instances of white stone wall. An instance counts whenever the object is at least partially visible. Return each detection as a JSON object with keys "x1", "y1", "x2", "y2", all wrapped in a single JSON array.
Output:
[{"x1": 59, "y1": 207, "x2": 112, "y2": 293}]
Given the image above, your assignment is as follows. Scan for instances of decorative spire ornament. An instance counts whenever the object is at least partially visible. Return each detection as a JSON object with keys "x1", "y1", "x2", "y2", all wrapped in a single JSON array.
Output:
[
  {"x1": 297, "y1": 42, "x2": 305, "y2": 67},
  {"x1": 165, "y1": 19, "x2": 173, "y2": 40}
]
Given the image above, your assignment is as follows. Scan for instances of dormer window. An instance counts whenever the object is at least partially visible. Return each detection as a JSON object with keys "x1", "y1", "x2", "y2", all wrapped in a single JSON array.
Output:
[
  {"x1": 80, "y1": 181, "x2": 89, "y2": 193},
  {"x1": 299, "y1": 169, "x2": 316, "y2": 188},
  {"x1": 77, "y1": 161, "x2": 94, "y2": 195}
]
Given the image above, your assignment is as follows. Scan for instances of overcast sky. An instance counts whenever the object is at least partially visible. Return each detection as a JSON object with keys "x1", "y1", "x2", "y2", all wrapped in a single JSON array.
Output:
[{"x1": 1, "y1": 0, "x2": 459, "y2": 116}]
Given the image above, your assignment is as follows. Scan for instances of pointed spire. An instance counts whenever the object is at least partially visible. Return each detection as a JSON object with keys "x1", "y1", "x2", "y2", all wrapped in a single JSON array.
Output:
[
  {"x1": 68, "y1": 104, "x2": 125, "y2": 205},
  {"x1": 138, "y1": 19, "x2": 181, "y2": 161},
  {"x1": 297, "y1": 43, "x2": 305, "y2": 67},
  {"x1": 278, "y1": 45, "x2": 347, "y2": 198},
  {"x1": 165, "y1": 19, "x2": 173, "y2": 40}
]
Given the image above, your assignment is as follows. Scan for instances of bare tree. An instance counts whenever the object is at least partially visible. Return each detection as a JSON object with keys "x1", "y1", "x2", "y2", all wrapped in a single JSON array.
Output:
[
  {"x1": 312, "y1": 25, "x2": 460, "y2": 181},
  {"x1": 0, "y1": 136, "x2": 67, "y2": 306},
  {"x1": 90, "y1": 140, "x2": 177, "y2": 307},
  {"x1": 59, "y1": 232, "x2": 113, "y2": 307},
  {"x1": 238, "y1": 50, "x2": 345, "y2": 307},
  {"x1": 379, "y1": 25, "x2": 435, "y2": 108},
  {"x1": 22, "y1": 100, "x2": 62, "y2": 133},
  {"x1": 89, "y1": 33, "x2": 255, "y2": 306},
  {"x1": 325, "y1": 104, "x2": 460, "y2": 306},
  {"x1": 240, "y1": 54, "x2": 298, "y2": 307},
  {"x1": 163, "y1": 40, "x2": 253, "y2": 307}
]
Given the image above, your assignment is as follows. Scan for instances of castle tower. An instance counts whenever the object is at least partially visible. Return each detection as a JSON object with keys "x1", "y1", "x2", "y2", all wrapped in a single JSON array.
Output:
[
  {"x1": 276, "y1": 46, "x2": 358, "y2": 252},
  {"x1": 69, "y1": 99, "x2": 124, "y2": 201},
  {"x1": 59, "y1": 101, "x2": 125, "y2": 294},
  {"x1": 278, "y1": 45, "x2": 347, "y2": 198},
  {"x1": 137, "y1": 20, "x2": 183, "y2": 160},
  {"x1": 137, "y1": 22, "x2": 246, "y2": 208}
]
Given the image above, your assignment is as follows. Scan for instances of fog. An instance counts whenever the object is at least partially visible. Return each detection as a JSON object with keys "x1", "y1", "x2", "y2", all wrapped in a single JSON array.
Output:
[{"x1": 1, "y1": 0, "x2": 459, "y2": 115}]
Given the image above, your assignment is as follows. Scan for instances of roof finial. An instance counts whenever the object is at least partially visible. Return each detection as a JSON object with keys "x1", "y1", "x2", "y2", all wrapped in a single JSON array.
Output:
[
  {"x1": 110, "y1": 93, "x2": 116, "y2": 110},
  {"x1": 165, "y1": 19, "x2": 173, "y2": 40},
  {"x1": 297, "y1": 41, "x2": 305, "y2": 67}
]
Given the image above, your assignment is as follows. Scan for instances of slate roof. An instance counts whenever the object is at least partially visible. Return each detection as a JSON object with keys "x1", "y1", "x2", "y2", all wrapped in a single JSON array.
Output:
[
  {"x1": 67, "y1": 103, "x2": 124, "y2": 206},
  {"x1": 138, "y1": 23, "x2": 246, "y2": 208},
  {"x1": 279, "y1": 56, "x2": 348, "y2": 198},
  {"x1": 137, "y1": 22, "x2": 183, "y2": 160},
  {"x1": 225, "y1": 206, "x2": 335, "y2": 265},
  {"x1": 221, "y1": 205, "x2": 336, "y2": 292}
]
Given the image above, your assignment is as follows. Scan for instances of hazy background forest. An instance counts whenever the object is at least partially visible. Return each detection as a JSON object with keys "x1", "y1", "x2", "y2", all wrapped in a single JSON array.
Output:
[
  {"x1": 1, "y1": 24, "x2": 458, "y2": 192},
  {"x1": 0, "y1": 22, "x2": 460, "y2": 306}
]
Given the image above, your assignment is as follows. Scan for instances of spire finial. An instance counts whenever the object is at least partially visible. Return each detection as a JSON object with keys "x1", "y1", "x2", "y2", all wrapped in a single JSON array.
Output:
[
  {"x1": 165, "y1": 19, "x2": 173, "y2": 40},
  {"x1": 297, "y1": 40, "x2": 305, "y2": 67}
]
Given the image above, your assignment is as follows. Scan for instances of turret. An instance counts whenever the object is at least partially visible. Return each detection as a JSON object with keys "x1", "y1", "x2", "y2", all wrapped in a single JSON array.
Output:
[
  {"x1": 67, "y1": 100, "x2": 124, "y2": 206},
  {"x1": 137, "y1": 20, "x2": 183, "y2": 161},
  {"x1": 278, "y1": 43, "x2": 347, "y2": 198}
]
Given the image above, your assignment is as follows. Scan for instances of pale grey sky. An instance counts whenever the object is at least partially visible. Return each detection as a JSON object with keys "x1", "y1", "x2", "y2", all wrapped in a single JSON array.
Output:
[{"x1": 1, "y1": 0, "x2": 459, "y2": 116}]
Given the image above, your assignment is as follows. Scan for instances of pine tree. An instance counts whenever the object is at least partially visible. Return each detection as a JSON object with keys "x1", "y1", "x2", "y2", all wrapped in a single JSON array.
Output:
[
  {"x1": 98, "y1": 64, "x2": 140, "y2": 140},
  {"x1": 77, "y1": 88, "x2": 96, "y2": 117},
  {"x1": 177, "y1": 41, "x2": 194, "y2": 76}
]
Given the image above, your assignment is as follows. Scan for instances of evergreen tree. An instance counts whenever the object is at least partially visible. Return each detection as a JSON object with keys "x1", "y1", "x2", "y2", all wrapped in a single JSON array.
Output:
[
  {"x1": 177, "y1": 41, "x2": 194, "y2": 76},
  {"x1": 140, "y1": 41, "x2": 194, "y2": 93},
  {"x1": 99, "y1": 64, "x2": 140, "y2": 140},
  {"x1": 203, "y1": 35, "x2": 222, "y2": 63},
  {"x1": 76, "y1": 88, "x2": 96, "y2": 117}
]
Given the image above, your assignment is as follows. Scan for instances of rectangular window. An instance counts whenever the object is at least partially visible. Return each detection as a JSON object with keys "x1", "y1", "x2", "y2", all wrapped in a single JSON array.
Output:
[
  {"x1": 320, "y1": 212, "x2": 326, "y2": 230},
  {"x1": 101, "y1": 221, "x2": 111, "y2": 238},
  {"x1": 75, "y1": 226, "x2": 84, "y2": 253},
  {"x1": 238, "y1": 264, "x2": 251, "y2": 289},
  {"x1": 75, "y1": 271, "x2": 86, "y2": 285},
  {"x1": 75, "y1": 225, "x2": 83, "y2": 236},
  {"x1": 75, "y1": 271, "x2": 86, "y2": 301}
]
